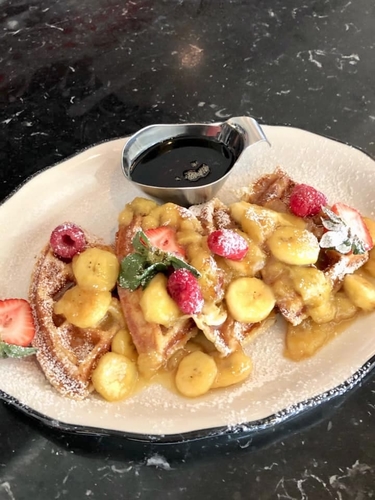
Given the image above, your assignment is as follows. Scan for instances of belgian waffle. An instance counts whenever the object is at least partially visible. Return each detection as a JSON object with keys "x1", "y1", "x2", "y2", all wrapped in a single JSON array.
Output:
[
  {"x1": 29, "y1": 235, "x2": 119, "y2": 400},
  {"x1": 190, "y1": 197, "x2": 276, "y2": 354},
  {"x1": 242, "y1": 168, "x2": 369, "y2": 324},
  {"x1": 115, "y1": 206, "x2": 199, "y2": 376}
]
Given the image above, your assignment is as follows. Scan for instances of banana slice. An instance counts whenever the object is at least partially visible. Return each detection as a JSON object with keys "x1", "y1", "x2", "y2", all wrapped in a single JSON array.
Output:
[
  {"x1": 54, "y1": 285, "x2": 112, "y2": 328},
  {"x1": 72, "y1": 247, "x2": 120, "y2": 292},
  {"x1": 290, "y1": 267, "x2": 331, "y2": 307},
  {"x1": 343, "y1": 274, "x2": 375, "y2": 311},
  {"x1": 333, "y1": 291, "x2": 357, "y2": 321},
  {"x1": 266, "y1": 226, "x2": 320, "y2": 266},
  {"x1": 211, "y1": 350, "x2": 253, "y2": 389},
  {"x1": 111, "y1": 328, "x2": 138, "y2": 361},
  {"x1": 139, "y1": 273, "x2": 183, "y2": 327},
  {"x1": 225, "y1": 277, "x2": 275, "y2": 323},
  {"x1": 230, "y1": 201, "x2": 280, "y2": 244},
  {"x1": 91, "y1": 352, "x2": 138, "y2": 402},
  {"x1": 175, "y1": 351, "x2": 217, "y2": 397}
]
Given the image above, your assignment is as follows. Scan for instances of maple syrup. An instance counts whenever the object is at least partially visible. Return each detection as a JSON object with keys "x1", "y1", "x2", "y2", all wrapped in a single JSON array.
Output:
[{"x1": 130, "y1": 136, "x2": 235, "y2": 188}]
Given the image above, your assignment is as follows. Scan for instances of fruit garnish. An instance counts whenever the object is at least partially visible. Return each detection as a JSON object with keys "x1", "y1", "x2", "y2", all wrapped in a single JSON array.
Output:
[
  {"x1": 207, "y1": 229, "x2": 248, "y2": 260},
  {"x1": 50, "y1": 223, "x2": 87, "y2": 259},
  {"x1": 0, "y1": 299, "x2": 37, "y2": 358},
  {"x1": 145, "y1": 227, "x2": 185, "y2": 258},
  {"x1": 0, "y1": 342, "x2": 37, "y2": 359},
  {"x1": 289, "y1": 184, "x2": 328, "y2": 217},
  {"x1": 320, "y1": 205, "x2": 373, "y2": 254},
  {"x1": 118, "y1": 230, "x2": 200, "y2": 291},
  {"x1": 167, "y1": 268, "x2": 204, "y2": 315}
]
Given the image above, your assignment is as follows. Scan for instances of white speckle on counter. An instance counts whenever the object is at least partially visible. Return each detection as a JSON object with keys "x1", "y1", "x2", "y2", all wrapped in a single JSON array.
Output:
[
  {"x1": 146, "y1": 454, "x2": 173, "y2": 470},
  {"x1": 214, "y1": 108, "x2": 231, "y2": 118},
  {"x1": 308, "y1": 50, "x2": 324, "y2": 68},
  {"x1": 0, "y1": 482, "x2": 15, "y2": 500}
]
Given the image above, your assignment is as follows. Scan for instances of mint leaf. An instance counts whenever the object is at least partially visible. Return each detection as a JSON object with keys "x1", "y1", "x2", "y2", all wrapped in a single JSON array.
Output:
[
  {"x1": 0, "y1": 342, "x2": 37, "y2": 359},
  {"x1": 118, "y1": 230, "x2": 201, "y2": 291},
  {"x1": 132, "y1": 230, "x2": 151, "y2": 255},
  {"x1": 119, "y1": 253, "x2": 148, "y2": 291},
  {"x1": 168, "y1": 255, "x2": 201, "y2": 278},
  {"x1": 351, "y1": 235, "x2": 366, "y2": 255},
  {"x1": 138, "y1": 262, "x2": 169, "y2": 288}
]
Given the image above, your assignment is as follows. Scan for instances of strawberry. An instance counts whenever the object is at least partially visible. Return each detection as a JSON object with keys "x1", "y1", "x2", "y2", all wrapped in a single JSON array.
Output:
[
  {"x1": 145, "y1": 227, "x2": 185, "y2": 258},
  {"x1": 289, "y1": 184, "x2": 327, "y2": 217},
  {"x1": 207, "y1": 229, "x2": 248, "y2": 260},
  {"x1": 331, "y1": 203, "x2": 373, "y2": 252},
  {"x1": 0, "y1": 299, "x2": 36, "y2": 347},
  {"x1": 167, "y1": 269, "x2": 204, "y2": 315}
]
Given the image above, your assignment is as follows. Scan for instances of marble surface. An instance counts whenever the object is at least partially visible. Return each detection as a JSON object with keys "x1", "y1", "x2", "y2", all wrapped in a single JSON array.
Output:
[{"x1": 1, "y1": 0, "x2": 375, "y2": 498}]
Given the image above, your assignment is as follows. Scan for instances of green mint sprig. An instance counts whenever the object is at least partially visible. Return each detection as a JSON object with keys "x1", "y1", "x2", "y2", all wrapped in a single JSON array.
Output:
[
  {"x1": 118, "y1": 230, "x2": 200, "y2": 291},
  {"x1": 320, "y1": 206, "x2": 366, "y2": 255},
  {"x1": 0, "y1": 342, "x2": 37, "y2": 359}
]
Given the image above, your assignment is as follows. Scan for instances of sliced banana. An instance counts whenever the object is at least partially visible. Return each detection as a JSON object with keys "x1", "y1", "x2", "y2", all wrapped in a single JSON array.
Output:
[
  {"x1": 225, "y1": 277, "x2": 275, "y2": 323},
  {"x1": 91, "y1": 352, "x2": 138, "y2": 402},
  {"x1": 139, "y1": 273, "x2": 183, "y2": 326},
  {"x1": 266, "y1": 226, "x2": 320, "y2": 266},
  {"x1": 54, "y1": 285, "x2": 112, "y2": 328},
  {"x1": 334, "y1": 291, "x2": 358, "y2": 321},
  {"x1": 277, "y1": 212, "x2": 307, "y2": 229},
  {"x1": 343, "y1": 274, "x2": 375, "y2": 311},
  {"x1": 308, "y1": 299, "x2": 336, "y2": 324},
  {"x1": 72, "y1": 247, "x2": 120, "y2": 292},
  {"x1": 231, "y1": 202, "x2": 280, "y2": 245},
  {"x1": 211, "y1": 350, "x2": 253, "y2": 389},
  {"x1": 175, "y1": 351, "x2": 218, "y2": 398},
  {"x1": 290, "y1": 267, "x2": 331, "y2": 308},
  {"x1": 111, "y1": 328, "x2": 138, "y2": 361}
]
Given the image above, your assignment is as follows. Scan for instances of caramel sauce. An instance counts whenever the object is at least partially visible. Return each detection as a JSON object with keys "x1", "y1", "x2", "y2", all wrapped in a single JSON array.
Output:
[{"x1": 284, "y1": 315, "x2": 357, "y2": 362}]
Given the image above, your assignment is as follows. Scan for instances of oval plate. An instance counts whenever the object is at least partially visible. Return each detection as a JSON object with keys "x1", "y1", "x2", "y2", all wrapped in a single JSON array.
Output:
[{"x1": 1, "y1": 125, "x2": 375, "y2": 443}]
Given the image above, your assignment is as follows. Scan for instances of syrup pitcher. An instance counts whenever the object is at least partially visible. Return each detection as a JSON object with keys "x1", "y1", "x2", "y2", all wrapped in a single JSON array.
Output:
[{"x1": 121, "y1": 116, "x2": 269, "y2": 206}]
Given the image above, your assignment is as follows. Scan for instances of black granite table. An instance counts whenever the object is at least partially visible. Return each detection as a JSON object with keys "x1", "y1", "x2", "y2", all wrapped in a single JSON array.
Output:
[{"x1": 1, "y1": 1, "x2": 375, "y2": 498}]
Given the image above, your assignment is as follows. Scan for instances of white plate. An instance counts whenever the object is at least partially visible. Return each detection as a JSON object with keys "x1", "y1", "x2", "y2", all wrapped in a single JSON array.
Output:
[{"x1": 1, "y1": 125, "x2": 375, "y2": 442}]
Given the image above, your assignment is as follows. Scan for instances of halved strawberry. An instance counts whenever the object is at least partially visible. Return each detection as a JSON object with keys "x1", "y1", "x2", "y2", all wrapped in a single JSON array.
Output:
[
  {"x1": 0, "y1": 299, "x2": 36, "y2": 347},
  {"x1": 145, "y1": 227, "x2": 186, "y2": 258},
  {"x1": 332, "y1": 203, "x2": 374, "y2": 251}
]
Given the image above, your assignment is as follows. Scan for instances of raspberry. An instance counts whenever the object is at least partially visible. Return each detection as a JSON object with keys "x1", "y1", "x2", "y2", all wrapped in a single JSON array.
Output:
[
  {"x1": 207, "y1": 229, "x2": 248, "y2": 260},
  {"x1": 289, "y1": 184, "x2": 327, "y2": 217},
  {"x1": 167, "y1": 268, "x2": 204, "y2": 315},
  {"x1": 50, "y1": 223, "x2": 87, "y2": 259}
]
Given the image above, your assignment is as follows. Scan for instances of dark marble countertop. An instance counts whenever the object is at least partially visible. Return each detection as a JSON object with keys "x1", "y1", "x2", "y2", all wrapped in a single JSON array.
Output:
[{"x1": 1, "y1": 1, "x2": 375, "y2": 498}]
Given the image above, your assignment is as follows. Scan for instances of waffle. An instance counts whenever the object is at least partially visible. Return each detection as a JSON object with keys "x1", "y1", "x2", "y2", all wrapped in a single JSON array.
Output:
[
  {"x1": 190, "y1": 197, "x2": 276, "y2": 354},
  {"x1": 115, "y1": 202, "x2": 199, "y2": 376},
  {"x1": 241, "y1": 168, "x2": 369, "y2": 325},
  {"x1": 29, "y1": 236, "x2": 120, "y2": 400}
]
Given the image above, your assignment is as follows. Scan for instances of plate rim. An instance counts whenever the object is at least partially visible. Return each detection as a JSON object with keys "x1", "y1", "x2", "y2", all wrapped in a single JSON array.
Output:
[
  {"x1": 1, "y1": 355, "x2": 374, "y2": 444},
  {"x1": 1, "y1": 123, "x2": 375, "y2": 443}
]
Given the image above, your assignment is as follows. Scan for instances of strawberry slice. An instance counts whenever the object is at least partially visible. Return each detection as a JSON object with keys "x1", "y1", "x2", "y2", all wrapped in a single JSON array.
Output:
[
  {"x1": 332, "y1": 203, "x2": 374, "y2": 251},
  {"x1": 145, "y1": 227, "x2": 186, "y2": 258},
  {"x1": 0, "y1": 299, "x2": 36, "y2": 347}
]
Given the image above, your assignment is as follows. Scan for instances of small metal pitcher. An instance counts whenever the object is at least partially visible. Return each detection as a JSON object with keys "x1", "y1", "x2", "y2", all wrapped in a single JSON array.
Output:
[{"x1": 121, "y1": 116, "x2": 268, "y2": 206}]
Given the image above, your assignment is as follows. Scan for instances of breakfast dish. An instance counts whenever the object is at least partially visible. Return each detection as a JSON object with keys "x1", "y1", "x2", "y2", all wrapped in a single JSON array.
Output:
[{"x1": 1, "y1": 126, "x2": 375, "y2": 441}]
